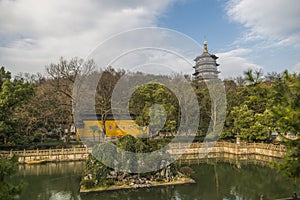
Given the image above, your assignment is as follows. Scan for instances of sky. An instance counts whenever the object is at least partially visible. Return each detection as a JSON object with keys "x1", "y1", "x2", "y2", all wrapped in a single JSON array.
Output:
[{"x1": 1, "y1": 0, "x2": 300, "y2": 79}]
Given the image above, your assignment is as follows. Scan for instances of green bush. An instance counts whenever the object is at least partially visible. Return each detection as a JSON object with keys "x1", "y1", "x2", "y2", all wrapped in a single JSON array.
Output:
[
  {"x1": 81, "y1": 179, "x2": 94, "y2": 189},
  {"x1": 105, "y1": 179, "x2": 115, "y2": 186},
  {"x1": 32, "y1": 133, "x2": 42, "y2": 143},
  {"x1": 155, "y1": 177, "x2": 163, "y2": 182}
]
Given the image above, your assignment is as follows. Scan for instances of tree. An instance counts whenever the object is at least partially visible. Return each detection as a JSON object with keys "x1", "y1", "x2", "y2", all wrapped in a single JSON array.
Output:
[
  {"x1": 221, "y1": 80, "x2": 239, "y2": 139},
  {"x1": 46, "y1": 57, "x2": 95, "y2": 137},
  {"x1": 271, "y1": 71, "x2": 300, "y2": 134},
  {"x1": 271, "y1": 71, "x2": 300, "y2": 178},
  {"x1": 244, "y1": 69, "x2": 263, "y2": 85},
  {"x1": 194, "y1": 85, "x2": 211, "y2": 136},
  {"x1": 0, "y1": 67, "x2": 35, "y2": 145},
  {"x1": 94, "y1": 67, "x2": 124, "y2": 136},
  {"x1": 222, "y1": 69, "x2": 273, "y2": 141},
  {"x1": 275, "y1": 139, "x2": 300, "y2": 179},
  {"x1": 229, "y1": 105, "x2": 272, "y2": 142},
  {"x1": 129, "y1": 82, "x2": 179, "y2": 135},
  {"x1": 0, "y1": 156, "x2": 24, "y2": 200},
  {"x1": 230, "y1": 105, "x2": 254, "y2": 141}
]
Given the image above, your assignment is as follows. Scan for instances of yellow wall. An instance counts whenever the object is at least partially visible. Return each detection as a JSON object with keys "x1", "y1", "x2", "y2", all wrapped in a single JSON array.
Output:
[
  {"x1": 105, "y1": 120, "x2": 149, "y2": 137},
  {"x1": 82, "y1": 120, "x2": 103, "y2": 137},
  {"x1": 78, "y1": 119, "x2": 149, "y2": 139},
  {"x1": 76, "y1": 128, "x2": 84, "y2": 141}
]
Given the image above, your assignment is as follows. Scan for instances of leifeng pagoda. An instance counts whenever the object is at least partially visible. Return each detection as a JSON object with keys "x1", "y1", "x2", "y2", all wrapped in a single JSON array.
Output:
[{"x1": 193, "y1": 40, "x2": 220, "y2": 81}]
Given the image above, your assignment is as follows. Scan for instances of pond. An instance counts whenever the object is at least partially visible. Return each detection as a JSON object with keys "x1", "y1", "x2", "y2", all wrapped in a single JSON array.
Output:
[{"x1": 12, "y1": 160, "x2": 298, "y2": 200}]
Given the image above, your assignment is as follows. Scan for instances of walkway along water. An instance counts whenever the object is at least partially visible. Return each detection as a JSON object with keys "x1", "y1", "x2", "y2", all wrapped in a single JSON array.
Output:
[{"x1": 0, "y1": 141, "x2": 286, "y2": 164}]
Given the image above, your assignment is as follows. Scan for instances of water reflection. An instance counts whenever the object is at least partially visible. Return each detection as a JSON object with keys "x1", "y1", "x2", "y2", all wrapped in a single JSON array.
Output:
[
  {"x1": 18, "y1": 161, "x2": 85, "y2": 176},
  {"x1": 13, "y1": 161, "x2": 298, "y2": 200}
]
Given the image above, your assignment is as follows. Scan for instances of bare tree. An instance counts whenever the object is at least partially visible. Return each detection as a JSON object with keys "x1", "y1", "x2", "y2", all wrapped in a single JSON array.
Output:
[
  {"x1": 46, "y1": 57, "x2": 95, "y2": 137},
  {"x1": 95, "y1": 66, "x2": 125, "y2": 136},
  {"x1": 235, "y1": 76, "x2": 245, "y2": 86}
]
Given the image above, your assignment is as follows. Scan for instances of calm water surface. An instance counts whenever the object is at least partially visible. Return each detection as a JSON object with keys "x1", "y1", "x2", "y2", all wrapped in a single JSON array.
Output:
[{"x1": 13, "y1": 161, "x2": 298, "y2": 200}]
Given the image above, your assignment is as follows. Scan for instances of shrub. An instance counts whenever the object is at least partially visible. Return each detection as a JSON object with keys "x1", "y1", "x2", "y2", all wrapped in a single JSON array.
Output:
[
  {"x1": 155, "y1": 177, "x2": 163, "y2": 182},
  {"x1": 32, "y1": 133, "x2": 42, "y2": 143},
  {"x1": 81, "y1": 179, "x2": 94, "y2": 189},
  {"x1": 105, "y1": 179, "x2": 115, "y2": 186}
]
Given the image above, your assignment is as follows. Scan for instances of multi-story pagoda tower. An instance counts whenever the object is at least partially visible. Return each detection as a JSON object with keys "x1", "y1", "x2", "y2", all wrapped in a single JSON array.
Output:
[{"x1": 193, "y1": 40, "x2": 220, "y2": 81}]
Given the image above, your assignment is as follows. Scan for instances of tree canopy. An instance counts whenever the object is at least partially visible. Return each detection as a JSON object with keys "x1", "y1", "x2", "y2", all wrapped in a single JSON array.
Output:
[{"x1": 0, "y1": 67, "x2": 35, "y2": 145}]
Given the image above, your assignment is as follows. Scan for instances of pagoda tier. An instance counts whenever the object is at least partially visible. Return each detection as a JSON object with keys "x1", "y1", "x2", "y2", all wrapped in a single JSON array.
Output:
[{"x1": 193, "y1": 40, "x2": 220, "y2": 81}]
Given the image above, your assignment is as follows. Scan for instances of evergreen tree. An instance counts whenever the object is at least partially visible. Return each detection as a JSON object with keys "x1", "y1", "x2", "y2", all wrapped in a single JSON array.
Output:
[
  {"x1": 271, "y1": 71, "x2": 300, "y2": 178},
  {"x1": 0, "y1": 156, "x2": 24, "y2": 200},
  {"x1": 0, "y1": 67, "x2": 35, "y2": 145}
]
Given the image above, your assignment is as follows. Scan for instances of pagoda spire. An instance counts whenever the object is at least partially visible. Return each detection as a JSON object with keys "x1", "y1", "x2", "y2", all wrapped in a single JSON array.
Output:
[{"x1": 203, "y1": 37, "x2": 208, "y2": 53}]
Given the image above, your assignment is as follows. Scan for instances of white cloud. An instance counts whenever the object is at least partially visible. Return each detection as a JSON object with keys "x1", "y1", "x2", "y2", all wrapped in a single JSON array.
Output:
[
  {"x1": 226, "y1": 0, "x2": 300, "y2": 45},
  {"x1": 217, "y1": 48, "x2": 262, "y2": 79},
  {"x1": 111, "y1": 48, "x2": 194, "y2": 75},
  {"x1": 0, "y1": 0, "x2": 176, "y2": 74}
]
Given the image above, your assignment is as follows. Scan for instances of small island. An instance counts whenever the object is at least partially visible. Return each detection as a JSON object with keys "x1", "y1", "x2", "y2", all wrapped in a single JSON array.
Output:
[{"x1": 80, "y1": 135, "x2": 195, "y2": 193}]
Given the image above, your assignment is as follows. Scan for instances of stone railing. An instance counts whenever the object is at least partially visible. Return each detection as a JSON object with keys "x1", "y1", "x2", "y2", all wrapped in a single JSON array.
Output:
[
  {"x1": 0, "y1": 142, "x2": 287, "y2": 164},
  {"x1": 0, "y1": 147, "x2": 90, "y2": 163},
  {"x1": 168, "y1": 142, "x2": 286, "y2": 158},
  {"x1": 167, "y1": 142, "x2": 287, "y2": 166}
]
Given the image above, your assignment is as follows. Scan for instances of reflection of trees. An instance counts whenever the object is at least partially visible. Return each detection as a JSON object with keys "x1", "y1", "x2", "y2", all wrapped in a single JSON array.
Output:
[
  {"x1": 14, "y1": 162, "x2": 84, "y2": 200},
  {"x1": 184, "y1": 163, "x2": 296, "y2": 200},
  {"x1": 18, "y1": 162, "x2": 85, "y2": 176},
  {"x1": 214, "y1": 163, "x2": 220, "y2": 199},
  {"x1": 81, "y1": 185, "x2": 177, "y2": 200}
]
